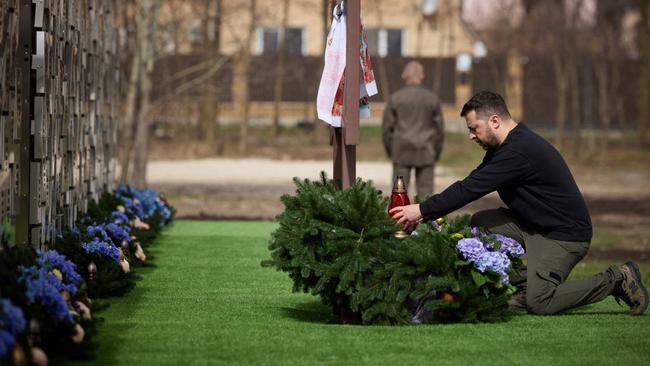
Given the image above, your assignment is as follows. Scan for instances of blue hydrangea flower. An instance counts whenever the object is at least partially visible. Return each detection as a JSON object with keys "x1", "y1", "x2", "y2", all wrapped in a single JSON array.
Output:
[
  {"x1": 111, "y1": 210, "x2": 130, "y2": 225},
  {"x1": 0, "y1": 299, "x2": 26, "y2": 337},
  {"x1": 106, "y1": 223, "x2": 131, "y2": 244},
  {"x1": 0, "y1": 330, "x2": 14, "y2": 359},
  {"x1": 475, "y1": 251, "x2": 511, "y2": 283},
  {"x1": 36, "y1": 250, "x2": 81, "y2": 295},
  {"x1": 495, "y1": 234, "x2": 525, "y2": 258},
  {"x1": 18, "y1": 266, "x2": 72, "y2": 322},
  {"x1": 456, "y1": 238, "x2": 486, "y2": 262},
  {"x1": 87, "y1": 224, "x2": 112, "y2": 243},
  {"x1": 116, "y1": 185, "x2": 171, "y2": 225},
  {"x1": 157, "y1": 202, "x2": 172, "y2": 226},
  {"x1": 134, "y1": 188, "x2": 159, "y2": 218},
  {"x1": 121, "y1": 197, "x2": 145, "y2": 220},
  {"x1": 82, "y1": 238, "x2": 121, "y2": 263},
  {"x1": 456, "y1": 232, "x2": 522, "y2": 284},
  {"x1": 0, "y1": 298, "x2": 26, "y2": 358}
]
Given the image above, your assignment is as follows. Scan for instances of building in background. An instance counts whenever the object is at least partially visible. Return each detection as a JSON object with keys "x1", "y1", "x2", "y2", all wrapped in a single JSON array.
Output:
[
  {"x1": 149, "y1": 0, "x2": 485, "y2": 130},
  {"x1": 146, "y1": 0, "x2": 650, "y2": 144}
]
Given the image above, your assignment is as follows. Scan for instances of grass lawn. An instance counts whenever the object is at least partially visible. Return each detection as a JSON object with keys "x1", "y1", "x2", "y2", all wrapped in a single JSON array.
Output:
[{"x1": 72, "y1": 220, "x2": 650, "y2": 366}]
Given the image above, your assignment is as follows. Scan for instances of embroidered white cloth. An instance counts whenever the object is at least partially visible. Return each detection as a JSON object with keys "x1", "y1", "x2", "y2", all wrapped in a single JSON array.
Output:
[
  {"x1": 316, "y1": 6, "x2": 347, "y2": 126},
  {"x1": 317, "y1": 4, "x2": 377, "y2": 127}
]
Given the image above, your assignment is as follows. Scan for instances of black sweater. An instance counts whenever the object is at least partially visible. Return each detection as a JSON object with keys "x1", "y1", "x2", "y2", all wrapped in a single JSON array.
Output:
[{"x1": 420, "y1": 123, "x2": 592, "y2": 242}]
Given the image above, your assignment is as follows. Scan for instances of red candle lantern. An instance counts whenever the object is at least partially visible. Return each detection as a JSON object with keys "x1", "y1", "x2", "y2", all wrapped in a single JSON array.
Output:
[{"x1": 388, "y1": 176, "x2": 410, "y2": 239}]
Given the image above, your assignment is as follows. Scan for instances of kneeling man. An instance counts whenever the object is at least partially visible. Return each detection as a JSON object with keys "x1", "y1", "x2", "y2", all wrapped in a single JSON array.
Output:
[{"x1": 390, "y1": 90, "x2": 648, "y2": 315}]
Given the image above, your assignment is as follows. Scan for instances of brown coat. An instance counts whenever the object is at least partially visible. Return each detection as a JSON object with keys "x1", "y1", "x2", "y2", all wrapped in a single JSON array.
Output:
[{"x1": 382, "y1": 85, "x2": 444, "y2": 166}]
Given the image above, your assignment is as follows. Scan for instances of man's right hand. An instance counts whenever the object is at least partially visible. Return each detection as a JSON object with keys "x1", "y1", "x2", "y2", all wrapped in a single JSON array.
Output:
[{"x1": 389, "y1": 204, "x2": 423, "y2": 231}]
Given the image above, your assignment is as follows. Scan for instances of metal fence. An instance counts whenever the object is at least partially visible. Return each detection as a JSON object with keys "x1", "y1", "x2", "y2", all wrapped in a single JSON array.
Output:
[
  {"x1": 1, "y1": 0, "x2": 119, "y2": 247},
  {"x1": 472, "y1": 55, "x2": 644, "y2": 131},
  {"x1": 153, "y1": 54, "x2": 458, "y2": 104}
]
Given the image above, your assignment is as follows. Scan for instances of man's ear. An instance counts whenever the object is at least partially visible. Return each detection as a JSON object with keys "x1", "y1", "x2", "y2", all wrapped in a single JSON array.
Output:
[{"x1": 489, "y1": 114, "x2": 500, "y2": 129}]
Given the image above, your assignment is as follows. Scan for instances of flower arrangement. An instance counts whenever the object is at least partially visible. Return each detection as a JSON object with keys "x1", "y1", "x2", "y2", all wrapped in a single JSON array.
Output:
[
  {"x1": 120, "y1": 196, "x2": 145, "y2": 220},
  {"x1": 110, "y1": 210, "x2": 130, "y2": 226},
  {"x1": 82, "y1": 238, "x2": 121, "y2": 263},
  {"x1": 106, "y1": 223, "x2": 132, "y2": 244},
  {"x1": 86, "y1": 224, "x2": 113, "y2": 244},
  {"x1": 0, "y1": 298, "x2": 26, "y2": 359},
  {"x1": 456, "y1": 229, "x2": 524, "y2": 285},
  {"x1": 17, "y1": 266, "x2": 73, "y2": 322},
  {"x1": 36, "y1": 250, "x2": 82, "y2": 295},
  {"x1": 116, "y1": 185, "x2": 173, "y2": 226}
]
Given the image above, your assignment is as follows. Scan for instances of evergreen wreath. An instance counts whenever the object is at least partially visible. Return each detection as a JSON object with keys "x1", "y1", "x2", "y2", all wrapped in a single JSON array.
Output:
[{"x1": 263, "y1": 173, "x2": 522, "y2": 325}]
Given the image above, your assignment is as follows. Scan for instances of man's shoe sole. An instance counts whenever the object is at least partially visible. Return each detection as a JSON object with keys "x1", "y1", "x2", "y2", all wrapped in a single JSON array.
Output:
[{"x1": 626, "y1": 261, "x2": 649, "y2": 316}]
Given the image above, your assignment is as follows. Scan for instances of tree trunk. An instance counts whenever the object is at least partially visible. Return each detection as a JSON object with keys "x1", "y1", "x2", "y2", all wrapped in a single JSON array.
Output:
[
  {"x1": 119, "y1": 3, "x2": 141, "y2": 184},
  {"x1": 239, "y1": 0, "x2": 257, "y2": 156},
  {"x1": 552, "y1": 48, "x2": 568, "y2": 151},
  {"x1": 638, "y1": 4, "x2": 650, "y2": 146},
  {"x1": 214, "y1": 0, "x2": 223, "y2": 154},
  {"x1": 568, "y1": 55, "x2": 582, "y2": 158},
  {"x1": 197, "y1": 0, "x2": 222, "y2": 147},
  {"x1": 131, "y1": 0, "x2": 155, "y2": 188},
  {"x1": 375, "y1": 0, "x2": 391, "y2": 100},
  {"x1": 611, "y1": 56, "x2": 627, "y2": 141},
  {"x1": 432, "y1": 18, "x2": 445, "y2": 95},
  {"x1": 272, "y1": 0, "x2": 290, "y2": 140},
  {"x1": 594, "y1": 57, "x2": 610, "y2": 164},
  {"x1": 132, "y1": 77, "x2": 152, "y2": 188},
  {"x1": 416, "y1": 13, "x2": 423, "y2": 57}
]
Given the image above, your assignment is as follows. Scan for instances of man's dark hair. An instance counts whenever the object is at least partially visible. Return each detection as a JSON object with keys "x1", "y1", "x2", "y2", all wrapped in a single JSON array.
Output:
[{"x1": 460, "y1": 90, "x2": 512, "y2": 120}]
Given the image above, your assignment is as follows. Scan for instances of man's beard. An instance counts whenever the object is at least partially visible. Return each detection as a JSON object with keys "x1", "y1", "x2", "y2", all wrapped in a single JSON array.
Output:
[{"x1": 476, "y1": 130, "x2": 500, "y2": 151}]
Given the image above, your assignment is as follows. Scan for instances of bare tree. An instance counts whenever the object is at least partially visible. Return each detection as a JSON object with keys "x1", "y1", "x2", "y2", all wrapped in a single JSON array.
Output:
[
  {"x1": 519, "y1": 0, "x2": 582, "y2": 152},
  {"x1": 591, "y1": 0, "x2": 631, "y2": 161},
  {"x1": 637, "y1": 0, "x2": 650, "y2": 146},
  {"x1": 238, "y1": 0, "x2": 257, "y2": 156},
  {"x1": 131, "y1": 0, "x2": 156, "y2": 188},
  {"x1": 480, "y1": 0, "x2": 521, "y2": 99},
  {"x1": 271, "y1": 0, "x2": 290, "y2": 140},
  {"x1": 529, "y1": 1, "x2": 570, "y2": 151},
  {"x1": 372, "y1": 0, "x2": 392, "y2": 100},
  {"x1": 550, "y1": 0, "x2": 570, "y2": 151},
  {"x1": 197, "y1": 0, "x2": 224, "y2": 152},
  {"x1": 119, "y1": 1, "x2": 140, "y2": 183}
]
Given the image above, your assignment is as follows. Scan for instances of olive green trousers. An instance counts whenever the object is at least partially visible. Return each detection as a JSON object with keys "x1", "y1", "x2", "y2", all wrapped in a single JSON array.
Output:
[{"x1": 471, "y1": 208, "x2": 622, "y2": 315}]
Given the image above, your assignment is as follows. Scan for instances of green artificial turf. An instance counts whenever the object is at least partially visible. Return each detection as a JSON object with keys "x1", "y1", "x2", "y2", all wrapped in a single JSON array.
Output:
[{"x1": 71, "y1": 220, "x2": 650, "y2": 366}]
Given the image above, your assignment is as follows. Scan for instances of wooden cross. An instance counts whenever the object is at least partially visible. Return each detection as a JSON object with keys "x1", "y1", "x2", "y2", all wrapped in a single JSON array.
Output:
[{"x1": 332, "y1": 0, "x2": 360, "y2": 189}]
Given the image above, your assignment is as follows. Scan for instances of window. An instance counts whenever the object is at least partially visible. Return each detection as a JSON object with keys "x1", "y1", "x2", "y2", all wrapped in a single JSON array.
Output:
[
  {"x1": 188, "y1": 20, "x2": 203, "y2": 44},
  {"x1": 365, "y1": 28, "x2": 404, "y2": 57},
  {"x1": 262, "y1": 28, "x2": 280, "y2": 53},
  {"x1": 188, "y1": 19, "x2": 216, "y2": 45},
  {"x1": 285, "y1": 28, "x2": 303, "y2": 55},
  {"x1": 365, "y1": 28, "x2": 379, "y2": 56},
  {"x1": 258, "y1": 27, "x2": 304, "y2": 55},
  {"x1": 385, "y1": 29, "x2": 403, "y2": 56}
]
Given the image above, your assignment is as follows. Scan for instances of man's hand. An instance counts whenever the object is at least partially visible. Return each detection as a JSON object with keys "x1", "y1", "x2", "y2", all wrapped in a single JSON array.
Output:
[{"x1": 389, "y1": 204, "x2": 423, "y2": 231}]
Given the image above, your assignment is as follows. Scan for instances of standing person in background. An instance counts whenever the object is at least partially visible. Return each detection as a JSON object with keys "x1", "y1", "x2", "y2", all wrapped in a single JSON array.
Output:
[{"x1": 382, "y1": 61, "x2": 445, "y2": 197}]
